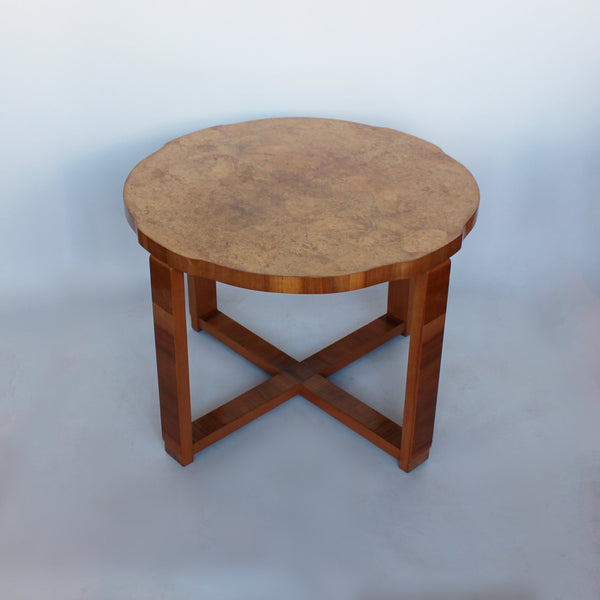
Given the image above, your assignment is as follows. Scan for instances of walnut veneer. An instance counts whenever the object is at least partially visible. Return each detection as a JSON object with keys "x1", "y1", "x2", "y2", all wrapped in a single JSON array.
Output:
[{"x1": 124, "y1": 117, "x2": 479, "y2": 471}]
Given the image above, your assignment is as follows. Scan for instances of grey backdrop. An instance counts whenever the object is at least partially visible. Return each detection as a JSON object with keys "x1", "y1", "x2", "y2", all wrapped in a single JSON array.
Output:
[{"x1": 2, "y1": 1, "x2": 599, "y2": 598}]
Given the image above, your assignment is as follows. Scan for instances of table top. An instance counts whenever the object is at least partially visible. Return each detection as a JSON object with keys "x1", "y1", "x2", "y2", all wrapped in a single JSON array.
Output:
[{"x1": 124, "y1": 118, "x2": 479, "y2": 293}]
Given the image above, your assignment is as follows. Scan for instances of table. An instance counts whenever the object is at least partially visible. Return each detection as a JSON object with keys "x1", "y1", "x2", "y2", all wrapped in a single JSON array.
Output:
[{"x1": 124, "y1": 117, "x2": 479, "y2": 471}]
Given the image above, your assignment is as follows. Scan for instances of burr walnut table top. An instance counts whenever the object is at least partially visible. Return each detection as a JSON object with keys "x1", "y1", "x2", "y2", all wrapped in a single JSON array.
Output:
[{"x1": 124, "y1": 118, "x2": 479, "y2": 293}]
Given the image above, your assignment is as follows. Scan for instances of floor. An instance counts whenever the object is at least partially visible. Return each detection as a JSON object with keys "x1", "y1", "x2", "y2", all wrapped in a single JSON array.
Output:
[{"x1": 1, "y1": 267, "x2": 599, "y2": 600}]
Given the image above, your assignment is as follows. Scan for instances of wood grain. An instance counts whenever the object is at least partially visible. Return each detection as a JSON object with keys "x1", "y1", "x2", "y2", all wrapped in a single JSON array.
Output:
[
  {"x1": 192, "y1": 373, "x2": 299, "y2": 453},
  {"x1": 150, "y1": 256, "x2": 193, "y2": 465},
  {"x1": 399, "y1": 260, "x2": 451, "y2": 472},
  {"x1": 190, "y1": 308, "x2": 407, "y2": 457},
  {"x1": 198, "y1": 311, "x2": 298, "y2": 376},
  {"x1": 125, "y1": 118, "x2": 479, "y2": 293},
  {"x1": 146, "y1": 259, "x2": 452, "y2": 469},
  {"x1": 187, "y1": 275, "x2": 217, "y2": 331},
  {"x1": 301, "y1": 375, "x2": 403, "y2": 458},
  {"x1": 132, "y1": 119, "x2": 476, "y2": 470},
  {"x1": 387, "y1": 279, "x2": 411, "y2": 335},
  {"x1": 299, "y1": 315, "x2": 405, "y2": 377},
  {"x1": 197, "y1": 311, "x2": 405, "y2": 378}
]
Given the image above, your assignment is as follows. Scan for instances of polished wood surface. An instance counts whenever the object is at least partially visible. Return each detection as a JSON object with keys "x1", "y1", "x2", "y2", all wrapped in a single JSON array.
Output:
[
  {"x1": 149, "y1": 256, "x2": 193, "y2": 465},
  {"x1": 387, "y1": 278, "x2": 411, "y2": 335},
  {"x1": 130, "y1": 119, "x2": 477, "y2": 471},
  {"x1": 147, "y1": 264, "x2": 450, "y2": 470},
  {"x1": 192, "y1": 309, "x2": 407, "y2": 459},
  {"x1": 187, "y1": 275, "x2": 217, "y2": 331},
  {"x1": 399, "y1": 260, "x2": 451, "y2": 471},
  {"x1": 125, "y1": 118, "x2": 479, "y2": 293},
  {"x1": 147, "y1": 259, "x2": 411, "y2": 464}
]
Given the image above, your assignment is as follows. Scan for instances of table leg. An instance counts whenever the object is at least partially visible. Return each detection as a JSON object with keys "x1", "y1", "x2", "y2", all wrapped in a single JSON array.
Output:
[
  {"x1": 149, "y1": 256, "x2": 194, "y2": 465},
  {"x1": 187, "y1": 274, "x2": 217, "y2": 332},
  {"x1": 399, "y1": 260, "x2": 451, "y2": 472},
  {"x1": 387, "y1": 278, "x2": 411, "y2": 335}
]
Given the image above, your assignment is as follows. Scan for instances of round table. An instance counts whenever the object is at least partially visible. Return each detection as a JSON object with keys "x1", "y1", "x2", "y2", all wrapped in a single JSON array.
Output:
[{"x1": 124, "y1": 117, "x2": 479, "y2": 471}]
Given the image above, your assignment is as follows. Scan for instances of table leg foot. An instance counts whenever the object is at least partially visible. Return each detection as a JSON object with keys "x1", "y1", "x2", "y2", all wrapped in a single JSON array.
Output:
[
  {"x1": 399, "y1": 447, "x2": 430, "y2": 472},
  {"x1": 165, "y1": 441, "x2": 194, "y2": 466}
]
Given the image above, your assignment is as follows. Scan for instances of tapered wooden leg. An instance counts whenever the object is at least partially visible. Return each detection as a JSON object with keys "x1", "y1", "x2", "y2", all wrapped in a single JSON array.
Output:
[
  {"x1": 150, "y1": 256, "x2": 194, "y2": 465},
  {"x1": 399, "y1": 260, "x2": 451, "y2": 472},
  {"x1": 387, "y1": 278, "x2": 412, "y2": 335},
  {"x1": 187, "y1": 274, "x2": 217, "y2": 331}
]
